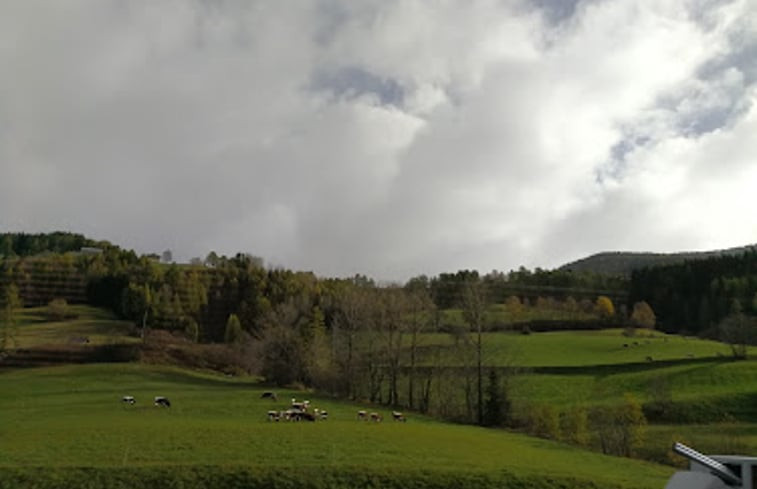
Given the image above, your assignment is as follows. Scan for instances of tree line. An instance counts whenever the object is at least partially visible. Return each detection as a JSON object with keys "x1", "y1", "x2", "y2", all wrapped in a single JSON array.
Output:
[
  {"x1": 410, "y1": 267, "x2": 628, "y2": 310},
  {"x1": 629, "y1": 249, "x2": 757, "y2": 334},
  {"x1": 0, "y1": 232, "x2": 105, "y2": 258}
]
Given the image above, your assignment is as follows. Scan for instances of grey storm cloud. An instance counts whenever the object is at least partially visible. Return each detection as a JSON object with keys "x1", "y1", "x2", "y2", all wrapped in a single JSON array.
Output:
[{"x1": 1, "y1": 0, "x2": 756, "y2": 280}]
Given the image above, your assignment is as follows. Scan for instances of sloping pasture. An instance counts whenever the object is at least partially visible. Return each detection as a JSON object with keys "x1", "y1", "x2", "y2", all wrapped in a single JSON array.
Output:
[
  {"x1": 418, "y1": 329, "x2": 737, "y2": 367},
  {"x1": 0, "y1": 363, "x2": 673, "y2": 489}
]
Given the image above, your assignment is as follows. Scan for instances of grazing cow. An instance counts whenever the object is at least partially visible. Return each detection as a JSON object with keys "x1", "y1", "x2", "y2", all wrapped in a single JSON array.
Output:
[
  {"x1": 261, "y1": 391, "x2": 278, "y2": 401},
  {"x1": 645, "y1": 356, "x2": 654, "y2": 362},
  {"x1": 392, "y1": 411, "x2": 406, "y2": 422},
  {"x1": 299, "y1": 412, "x2": 316, "y2": 422},
  {"x1": 291, "y1": 398, "x2": 310, "y2": 411},
  {"x1": 154, "y1": 396, "x2": 171, "y2": 408},
  {"x1": 267, "y1": 410, "x2": 281, "y2": 422},
  {"x1": 122, "y1": 396, "x2": 136, "y2": 405},
  {"x1": 357, "y1": 410, "x2": 367, "y2": 420},
  {"x1": 284, "y1": 408, "x2": 303, "y2": 421},
  {"x1": 370, "y1": 412, "x2": 383, "y2": 422},
  {"x1": 319, "y1": 410, "x2": 328, "y2": 421}
]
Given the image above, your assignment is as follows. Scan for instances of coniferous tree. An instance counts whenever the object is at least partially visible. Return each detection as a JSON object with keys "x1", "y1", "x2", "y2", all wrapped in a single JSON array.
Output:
[
  {"x1": 462, "y1": 280, "x2": 486, "y2": 425},
  {"x1": 224, "y1": 313, "x2": 243, "y2": 344},
  {"x1": 0, "y1": 283, "x2": 21, "y2": 350},
  {"x1": 483, "y1": 369, "x2": 509, "y2": 427}
]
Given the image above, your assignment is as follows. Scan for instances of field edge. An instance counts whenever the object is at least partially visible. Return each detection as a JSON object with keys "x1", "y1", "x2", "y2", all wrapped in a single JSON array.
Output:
[{"x1": 0, "y1": 465, "x2": 637, "y2": 489}]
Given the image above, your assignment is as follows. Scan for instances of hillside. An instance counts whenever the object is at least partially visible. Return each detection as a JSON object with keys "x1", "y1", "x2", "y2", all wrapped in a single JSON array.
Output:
[
  {"x1": 560, "y1": 244, "x2": 757, "y2": 276},
  {"x1": 0, "y1": 363, "x2": 673, "y2": 489},
  {"x1": 4, "y1": 308, "x2": 757, "y2": 487}
]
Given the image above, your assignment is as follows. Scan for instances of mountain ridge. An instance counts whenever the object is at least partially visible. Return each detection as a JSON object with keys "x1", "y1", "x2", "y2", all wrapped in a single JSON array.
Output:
[{"x1": 559, "y1": 243, "x2": 757, "y2": 276}]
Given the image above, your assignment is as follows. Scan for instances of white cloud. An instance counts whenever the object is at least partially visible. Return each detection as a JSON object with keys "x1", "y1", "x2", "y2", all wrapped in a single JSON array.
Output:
[{"x1": 0, "y1": 0, "x2": 755, "y2": 279}]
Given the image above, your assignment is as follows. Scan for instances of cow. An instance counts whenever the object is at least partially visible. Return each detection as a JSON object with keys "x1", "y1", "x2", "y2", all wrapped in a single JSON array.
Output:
[
  {"x1": 357, "y1": 410, "x2": 367, "y2": 420},
  {"x1": 392, "y1": 411, "x2": 406, "y2": 422},
  {"x1": 299, "y1": 411, "x2": 316, "y2": 422},
  {"x1": 267, "y1": 410, "x2": 281, "y2": 422},
  {"x1": 291, "y1": 398, "x2": 310, "y2": 411},
  {"x1": 154, "y1": 396, "x2": 171, "y2": 408},
  {"x1": 122, "y1": 396, "x2": 136, "y2": 405},
  {"x1": 261, "y1": 391, "x2": 278, "y2": 401},
  {"x1": 370, "y1": 412, "x2": 383, "y2": 422},
  {"x1": 284, "y1": 408, "x2": 302, "y2": 421}
]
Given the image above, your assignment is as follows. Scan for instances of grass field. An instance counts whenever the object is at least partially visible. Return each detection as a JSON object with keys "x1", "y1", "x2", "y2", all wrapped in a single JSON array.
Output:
[
  {"x1": 419, "y1": 329, "x2": 737, "y2": 367},
  {"x1": 511, "y1": 359, "x2": 757, "y2": 409},
  {"x1": 4, "y1": 306, "x2": 757, "y2": 488},
  {"x1": 0, "y1": 363, "x2": 674, "y2": 488},
  {"x1": 12, "y1": 305, "x2": 137, "y2": 348}
]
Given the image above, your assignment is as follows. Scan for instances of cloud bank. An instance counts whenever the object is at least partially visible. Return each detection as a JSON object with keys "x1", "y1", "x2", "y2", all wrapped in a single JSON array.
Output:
[{"x1": 1, "y1": 0, "x2": 755, "y2": 280}]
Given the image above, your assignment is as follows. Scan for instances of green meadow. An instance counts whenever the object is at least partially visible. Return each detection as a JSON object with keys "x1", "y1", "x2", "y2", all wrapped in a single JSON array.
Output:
[
  {"x1": 5, "y1": 306, "x2": 757, "y2": 488},
  {"x1": 12, "y1": 305, "x2": 137, "y2": 348},
  {"x1": 0, "y1": 363, "x2": 673, "y2": 489},
  {"x1": 420, "y1": 328, "x2": 736, "y2": 367}
]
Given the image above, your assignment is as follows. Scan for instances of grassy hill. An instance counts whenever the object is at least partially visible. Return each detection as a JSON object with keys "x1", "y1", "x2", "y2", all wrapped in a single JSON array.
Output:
[
  {"x1": 6, "y1": 306, "x2": 757, "y2": 488},
  {"x1": 13, "y1": 305, "x2": 137, "y2": 348},
  {"x1": 418, "y1": 329, "x2": 736, "y2": 367},
  {"x1": 0, "y1": 363, "x2": 673, "y2": 489},
  {"x1": 560, "y1": 244, "x2": 757, "y2": 276}
]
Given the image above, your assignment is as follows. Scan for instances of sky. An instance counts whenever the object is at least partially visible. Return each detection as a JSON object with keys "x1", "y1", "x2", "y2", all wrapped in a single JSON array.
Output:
[{"x1": 1, "y1": 0, "x2": 756, "y2": 280}]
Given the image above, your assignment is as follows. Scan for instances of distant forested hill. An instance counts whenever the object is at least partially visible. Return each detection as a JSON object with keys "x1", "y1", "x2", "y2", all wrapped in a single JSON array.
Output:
[
  {"x1": 560, "y1": 245, "x2": 757, "y2": 276},
  {"x1": 0, "y1": 232, "x2": 107, "y2": 257}
]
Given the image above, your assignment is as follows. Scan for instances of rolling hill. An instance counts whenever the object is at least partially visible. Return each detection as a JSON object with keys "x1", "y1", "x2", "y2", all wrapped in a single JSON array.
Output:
[{"x1": 560, "y1": 244, "x2": 757, "y2": 276}]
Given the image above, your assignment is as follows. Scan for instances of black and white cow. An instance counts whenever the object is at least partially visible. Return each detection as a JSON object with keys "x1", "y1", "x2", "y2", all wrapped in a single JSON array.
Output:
[
  {"x1": 267, "y1": 410, "x2": 281, "y2": 422},
  {"x1": 291, "y1": 398, "x2": 310, "y2": 411},
  {"x1": 154, "y1": 396, "x2": 171, "y2": 408},
  {"x1": 122, "y1": 396, "x2": 136, "y2": 405}
]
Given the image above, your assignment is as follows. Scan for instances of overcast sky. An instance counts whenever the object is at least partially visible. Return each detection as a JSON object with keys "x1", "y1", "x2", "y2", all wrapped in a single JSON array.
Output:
[{"x1": 1, "y1": 0, "x2": 756, "y2": 280}]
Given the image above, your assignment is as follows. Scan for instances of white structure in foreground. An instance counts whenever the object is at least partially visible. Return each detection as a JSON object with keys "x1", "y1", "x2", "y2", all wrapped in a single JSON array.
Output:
[{"x1": 665, "y1": 442, "x2": 757, "y2": 489}]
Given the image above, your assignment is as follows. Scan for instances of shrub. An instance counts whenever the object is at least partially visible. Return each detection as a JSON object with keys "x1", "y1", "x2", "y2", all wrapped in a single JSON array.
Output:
[
  {"x1": 560, "y1": 405, "x2": 589, "y2": 447},
  {"x1": 45, "y1": 298, "x2": 77, "y2": 321},
  {"x1": 523, "y1": 404, "x2": 560, "y2": 440},
  {"x1": 591, "y1": 394, "x2": 646, "y2": 457}
]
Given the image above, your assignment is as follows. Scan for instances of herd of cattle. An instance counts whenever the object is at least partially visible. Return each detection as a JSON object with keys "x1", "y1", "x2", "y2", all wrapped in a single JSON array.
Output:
[
  {"x1": 120, "y1": 392, "x2": 408, "y2": 423},
  {"x1": 262, "y1": 392, "x2": 407, "y2": 423}
]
